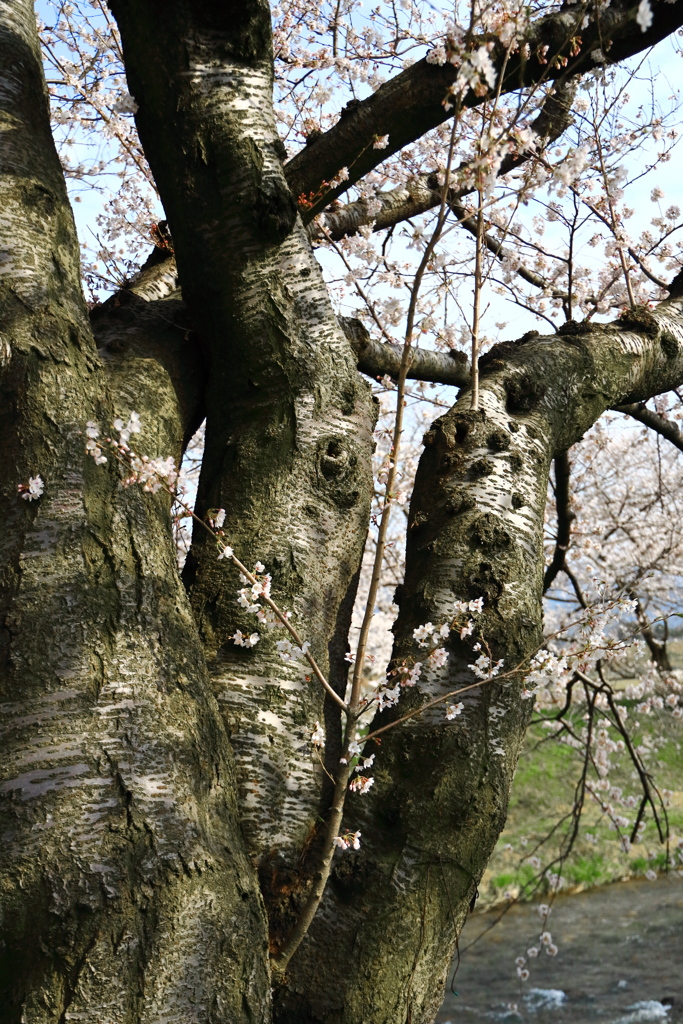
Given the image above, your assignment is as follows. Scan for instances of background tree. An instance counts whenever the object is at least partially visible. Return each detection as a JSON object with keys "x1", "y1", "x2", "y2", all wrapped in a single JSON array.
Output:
[{"x1": 3, "y1": 1, "x2": 683, "y2": 1022}]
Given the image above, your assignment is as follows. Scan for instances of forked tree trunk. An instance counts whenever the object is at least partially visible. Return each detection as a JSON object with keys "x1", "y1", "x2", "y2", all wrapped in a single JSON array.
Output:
[
  {"x1": 4, "y1": 2, "x2": 683, "y2": 1023},
  {"x1": 273, "y1": 306, "x2": 683, "y2": 1022}
]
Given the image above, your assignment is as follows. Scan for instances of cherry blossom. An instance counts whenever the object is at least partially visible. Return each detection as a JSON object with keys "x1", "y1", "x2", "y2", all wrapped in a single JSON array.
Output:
[
  {"x1": 333, "y1": 831, "x2": 361, "y2": 851},
  {"x1": 18, "y1": 475, "x2": 45, "y2": 501}
]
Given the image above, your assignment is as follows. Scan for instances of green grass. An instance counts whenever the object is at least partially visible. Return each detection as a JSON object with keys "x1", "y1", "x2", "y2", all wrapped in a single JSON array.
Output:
[{"x1": 478, "y1": 706, "x2": 683, "y2": 908}]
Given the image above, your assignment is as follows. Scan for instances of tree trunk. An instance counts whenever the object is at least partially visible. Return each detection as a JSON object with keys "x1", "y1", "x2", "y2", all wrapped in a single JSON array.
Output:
[
  {"x1": 0, "y1": 6, "x2": 269, "y2": 1019},
  {"x1": 277, "y1": 312, "x2": 683, "y2": 1024},
  {"x1": 107, "y1": 2, "x2": 377, "y2": 938},
  {"x1": 5, "y1": 1, "x2": 683, "y2": 1022}
]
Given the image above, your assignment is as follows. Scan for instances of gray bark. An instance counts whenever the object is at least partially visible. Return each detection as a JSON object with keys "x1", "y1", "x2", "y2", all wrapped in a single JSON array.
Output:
[
  {"x1": 107, "y1": 0, "x2": 377, "y2": 934},
  {"x1": 5, "y1": 2, "x2": 683, "y2": 1023},
  {"x1": 0, "y1": 5, "x2": 269, "y2": 1020},
  {"x1": 278, "y1": 304, "x2": 683, "y2": 1024}
]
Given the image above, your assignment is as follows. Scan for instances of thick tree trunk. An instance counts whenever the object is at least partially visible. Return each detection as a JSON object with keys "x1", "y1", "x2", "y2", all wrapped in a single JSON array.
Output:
[
  {"x1": 277, "y1": 308, "x2": 683, "y2": 1024},
  {"x1": 108, "y1": 0, "x2": 376, "y2": 928},
  {"x1": 0, "y1": 5, "x2": 269, "y2": 1019},
  {"x1": 6, "y1": 2, "x2": 683, "y2": 1023}
]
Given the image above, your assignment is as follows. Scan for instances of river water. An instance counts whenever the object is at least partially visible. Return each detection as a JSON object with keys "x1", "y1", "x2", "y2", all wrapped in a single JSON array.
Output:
[{"x1": 436, "y1": 875, "x2": 683, "y2": 1024}]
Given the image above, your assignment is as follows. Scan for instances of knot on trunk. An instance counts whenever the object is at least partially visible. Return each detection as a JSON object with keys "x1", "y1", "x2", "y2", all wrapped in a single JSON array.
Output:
[{"x1": 256, "y1": 175, "x2": 298, "y2": 242}]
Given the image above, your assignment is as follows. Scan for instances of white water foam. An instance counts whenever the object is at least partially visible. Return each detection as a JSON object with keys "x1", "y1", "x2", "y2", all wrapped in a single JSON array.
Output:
[
  {"x1": 613, "y1": 1002, "x2": 670, "y2": 1023},
  {"x1": 525, "y1": 989, "x2": 568, "y2": 1013}
]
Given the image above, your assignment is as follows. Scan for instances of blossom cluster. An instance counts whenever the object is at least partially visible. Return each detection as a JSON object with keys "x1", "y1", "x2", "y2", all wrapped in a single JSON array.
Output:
[
  {"x1": 371, "y1": 596, "x2": 491, "y2": 719},
  {"x1": 333, "y1": 830, "x2": 361, "y2": 851},
  {"x1": 311, "y1": 721, "x2": 326, "y2": 748},
  {"x1": 84, "y1": 413, "x2": 179, "y2": 494},
  {"x1": 18, "y1": 475, "x2": 45, "y2": 501},
  {"x1": 426, "y1": 25, "x2": 497, "y2": 107},
  {"x1": 515, "y1": 923, "x2": 558, "y2": 982}
]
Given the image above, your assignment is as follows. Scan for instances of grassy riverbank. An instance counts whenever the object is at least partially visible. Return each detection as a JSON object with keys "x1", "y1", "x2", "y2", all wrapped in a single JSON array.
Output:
[{"x1": 479, "y1": 704, "x2": 683, "y2": 909}]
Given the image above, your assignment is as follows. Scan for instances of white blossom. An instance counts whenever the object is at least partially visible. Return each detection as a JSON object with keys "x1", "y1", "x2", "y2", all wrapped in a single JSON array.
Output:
[
  {"x1": 376, "y1": 683, "x2": 401, "y2": 711},
  {"x1": 18, "y1": 475, "x2": 45, "y2": 501},
  {"x1": 413, "y1": 622, "x2": 434, "y2": 646},
  {"x1": 276, "y1": 638, "x2": 311, "y2": 663},
  {"x1": 636, "y1": 0, "x2": 653, "y2": 31},
  {"x1": 349, "y1": 775, "x2": 374, "y2": 794},
  {"x1": 469, "y1": 653, "x2": 504, "y2": 680},
  {"x1": 333, "y1": 830, "x2": 361, "y2": 851},
  {"x1": 112, "y1": 91, "x2": 138, "y2": 114},
  {"x1": 311, "y1": 721, "x2": 325, "y2": 748},
  {"x1": 428, "y1": 647, "x2": 448, "y2": 670},
  {"x1": 426, "y1": 43, "x2": 447, "y2": 65},
  {"x1": 233, "y1": 630, "x2": 260, "y2": 648},
  {"x1": 554, "y1": 146, "x2": 589, "y2": 187}
]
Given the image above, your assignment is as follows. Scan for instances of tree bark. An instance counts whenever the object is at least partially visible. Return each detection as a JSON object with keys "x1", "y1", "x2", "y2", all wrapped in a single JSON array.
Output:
[
  {"x1": 7, "y1": 1, "x2": 683, "y2": 1022},
  {"x1": 276, "y1": 305, "x2": 683, "y2": 1024},
  {"x1": 0, "y1": 5, "x2": 269, "y2": 1019},
  {"x1": 107, "y1": 1, "x2": 377, "y2": 933}
]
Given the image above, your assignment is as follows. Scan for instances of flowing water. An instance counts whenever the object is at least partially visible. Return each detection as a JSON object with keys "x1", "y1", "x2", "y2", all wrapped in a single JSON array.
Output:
[{"x1": 436, "y1": 875, "x2": 683, "y2": 1024}]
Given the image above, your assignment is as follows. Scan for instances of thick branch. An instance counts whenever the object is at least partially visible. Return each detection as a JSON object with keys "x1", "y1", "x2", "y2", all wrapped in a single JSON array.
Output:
[
  {"x1": 543, "y1": 450, "x2": 574, "y2": 593},
  {"x1": 94, "y1": 273, "x2": 472, "y2": 389},
  {"x1": 341, "y1": 316, "x2": 470, "y2": 387},
  {"x1": 283, "y1": 294, "x2": 683, "y2": 1024},
  {"x1": 286, "y1": 0, "x2": 683, "y2": 216},
  {"x1": 308, "y1": 79, "x2": 577, "y2": 240}
]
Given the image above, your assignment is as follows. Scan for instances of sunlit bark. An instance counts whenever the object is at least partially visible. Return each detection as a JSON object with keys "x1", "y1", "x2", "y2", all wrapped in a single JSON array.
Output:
[
  {"x1": 4, "y1": 1, "x2": 683, "y2": 1022},
  {"x1": 0, "y1": 4, "x2": 269, "y2": 1019},
  {"x1": 278, "y1": 304, "x2": 683, "y2": 1024}
]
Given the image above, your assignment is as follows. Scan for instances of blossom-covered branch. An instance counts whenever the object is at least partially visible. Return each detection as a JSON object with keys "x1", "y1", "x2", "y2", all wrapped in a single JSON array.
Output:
[
  {"x1": 307, "y1": 78, "x2": 577, "y2": 238},
  {"x1": 285, "y1": 0, "x2": 683, "y2": 216}
]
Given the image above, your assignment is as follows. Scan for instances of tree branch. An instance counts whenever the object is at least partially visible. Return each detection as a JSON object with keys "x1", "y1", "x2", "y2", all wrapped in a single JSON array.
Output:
[
  {"x1": 341, "y1": 316, "x2": 470, "y2": 387},
  {"x1": 613, "y1": 401, "x2": 683, "y2": 453},
  {"x1": 286, "y1": 0, "x2": 683, "y2": 217},
  {"x1": 543, "y1": 450, "x2": 574, "y2": 594},
  {"x1": 95, "y1": 266, "x2": 472, "y2": 390},
  {"x1": 307, "y1": 79, "x2": 577, "y2": 240},
  {"x1": 634, "y1": 599, "x2": 673, "y2": 675}
]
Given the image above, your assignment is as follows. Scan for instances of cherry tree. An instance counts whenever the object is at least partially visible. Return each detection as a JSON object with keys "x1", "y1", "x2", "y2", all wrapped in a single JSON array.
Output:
[{"x1": 3, "y1": 1, "x2": 683, "y2": 1021}]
